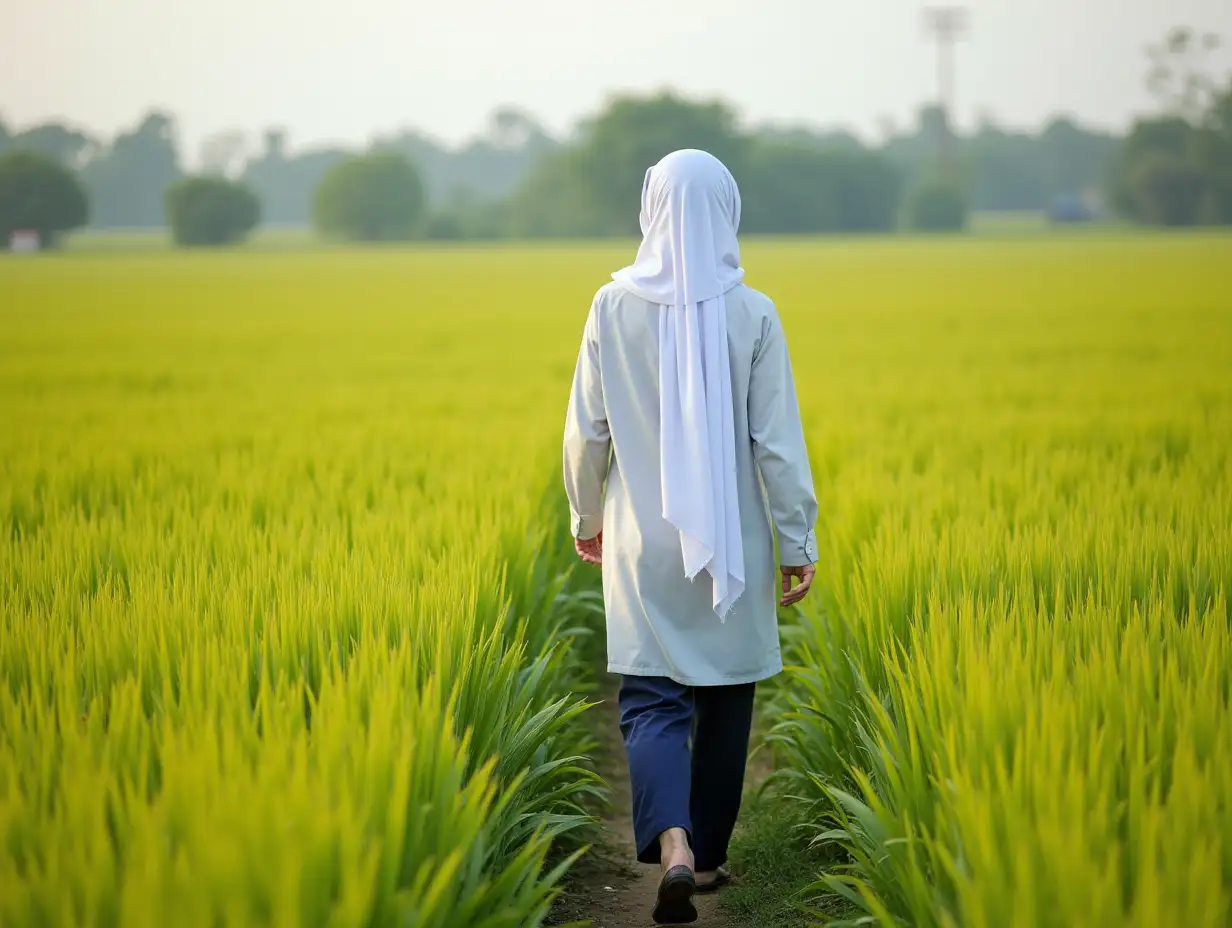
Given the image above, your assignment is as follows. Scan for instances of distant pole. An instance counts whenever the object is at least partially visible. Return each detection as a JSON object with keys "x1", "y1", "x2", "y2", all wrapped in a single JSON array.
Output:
[{"x1": 923, "y1": 7, "x2": 969, "y2": 174}]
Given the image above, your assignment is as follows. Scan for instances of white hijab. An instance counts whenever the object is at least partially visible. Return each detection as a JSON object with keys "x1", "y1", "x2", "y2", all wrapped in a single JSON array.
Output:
[{"x1": 611, "y1": 149, "x2": 746, "y2": 620}]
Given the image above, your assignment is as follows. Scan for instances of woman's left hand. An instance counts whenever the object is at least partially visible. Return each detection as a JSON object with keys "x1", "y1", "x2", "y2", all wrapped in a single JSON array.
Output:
[{"x1": 575, "y1": 532, "x2": 603, "y2": 565}]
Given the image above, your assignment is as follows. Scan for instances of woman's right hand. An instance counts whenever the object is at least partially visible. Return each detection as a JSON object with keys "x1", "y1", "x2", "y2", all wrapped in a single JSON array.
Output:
[
  {"x1": 779, "y1": 564, "x2": 815, "y2": 607},
  {"x1": 576, "y1": 532, "x2": 603, "y2": 565}
]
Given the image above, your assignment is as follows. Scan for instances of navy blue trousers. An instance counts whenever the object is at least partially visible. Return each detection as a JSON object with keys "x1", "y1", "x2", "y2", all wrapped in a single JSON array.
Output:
[{"x1": 618, "y1": 675, "x2": 756, "y2": 871}]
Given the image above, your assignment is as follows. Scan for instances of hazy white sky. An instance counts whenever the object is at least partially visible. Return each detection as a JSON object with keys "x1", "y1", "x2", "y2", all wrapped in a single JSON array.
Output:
[{"x1": 4, "y1": 0, "x2": 1231, "y2": 156}]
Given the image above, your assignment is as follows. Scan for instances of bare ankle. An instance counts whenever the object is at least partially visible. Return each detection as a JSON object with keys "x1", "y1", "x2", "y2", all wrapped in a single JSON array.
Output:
[{"x1": 658, "y1": 827, "x2": 694, "y2": 872}]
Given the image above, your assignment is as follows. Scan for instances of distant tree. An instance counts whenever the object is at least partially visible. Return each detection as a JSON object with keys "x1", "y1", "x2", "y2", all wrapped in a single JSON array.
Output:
[
  {"x1": 374, "y1": 109, "x2": 558, "y2": 210},
  {"x1": 1195, "y1": 79, "x2": 1232, "y2": 223},
  {"x1": 0, "y1": 122, "x2": 96, "y2": 167},
  {"x1": 0, "y1": 151, "x2": 90, "y2": 246},
  {"x1": 462, "y1": 200, "x2": 514, "y2": 240},
  {"x1": 506, "y1": 147, "x2": 610, "y2": 238},
  {"x1": 751, "y1": 125, "x2": 866, "y2": 154},
  {"x1": 82, "y1": 112, "x2": 182, "y2": 227},
  {"x1": 906, "y1": 178, "x2": 969, "y2": 231},
  {"x1": 423, "y1": 211, "x2": 464, "y2": 241},
  {"x1": 576, "y1": 93, "x2": 748, "y2": 235},
  {"x1": 506, "y1": 92, "x2": 746, "y2": 236},
  {"x1": 1110, "y1": 29, "x2": 1230, "y2": 226},
  {"x1": 881, "y1": 105, "x2": 949, "y2": 197},
  {"x1": 1039, "y1": 117, "x2": 1118, "y2": 204},
  {"x1": 165, "y1": 176, "x2": 260, "y2": 246},
  {"x1": 741, "y1": 143, "x2": 902, "y2": 234},
  {"x1": 1147, "y1": 28, "x2": 1222, "y2": 123},
  {"x1": 1112, "y1": 117, "x2": 1201, "y2": 223},
  {"x1": 741, "y1": 143, "x2": 841, "y2": 233},
  {"x1": 967, "y1": 120, "x2": 1047, "y2": 211},
  {"x1": 242, "y1": 130, "x2": 350, "y2": 226},
  {"x1": 263, "y1": 128, "x2": 288, "y2": 161},
  {"x1": 1125, "y1": 151, "x2": 1207, "y2": 226},
  {"x1": 487, "y1": 107, "x2": 553, "y2": 151},
  {"x1": 313, "y1": 151, "x2": 425, "y2": 241},
  {"x1": 879, "y1": 104, "x2": 1118, "y2": 214},
  {"x1": 424, "y1": 185, "x2": 516, "y2": 240},
  {"x1": 826, "y1": 150, "x2": 904, "y2": 232}
]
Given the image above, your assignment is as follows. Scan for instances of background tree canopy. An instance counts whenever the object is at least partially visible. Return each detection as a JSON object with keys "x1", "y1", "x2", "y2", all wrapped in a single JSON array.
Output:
[
  {"x1": 0, "y1": 150, "x2": 90, "y2": 246},
  {"x1": 1111, "y1": 29, "x2": 1232, "y2": 226},
  {"x1": 80, "y1": 113, "x2": 181, "y2": 229},
  {"x1": 906, "y1": 178, "x2": 970, "y2": 231},
  {"x1": 0, "y1": 28, "x2": 1227, "y2": 241},
  {"x1": 0, "y1": 97, "x2": 1124, "y2": 237},
  {"x1": 165, "y1": 176, "x2": 260, "y2": 247},
  {"x1": 313, "y1": 151, "x2": 426, "y2": 242},
  {"x1": 741, "y1": 142, "x2": 902, "y2": 234}
]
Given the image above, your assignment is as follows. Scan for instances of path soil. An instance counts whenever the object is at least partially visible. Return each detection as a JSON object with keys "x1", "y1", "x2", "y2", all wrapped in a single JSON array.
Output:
[{"x1": 551, "y1": 680, "x2": 733, "y2": 928}]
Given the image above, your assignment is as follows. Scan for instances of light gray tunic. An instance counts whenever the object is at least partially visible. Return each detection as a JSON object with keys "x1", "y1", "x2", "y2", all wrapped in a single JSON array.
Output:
[{"x1": 563, "y1": 282, "x2": 818, "y2": 686}]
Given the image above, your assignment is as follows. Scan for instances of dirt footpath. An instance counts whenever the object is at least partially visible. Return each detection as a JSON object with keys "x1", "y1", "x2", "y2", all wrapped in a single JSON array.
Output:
[{"x1": 552, "y1": 685, "x2": 732, "y2": 928}]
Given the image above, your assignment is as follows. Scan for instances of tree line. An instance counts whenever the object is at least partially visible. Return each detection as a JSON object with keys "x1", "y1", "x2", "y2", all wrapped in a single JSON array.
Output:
[{"x1": 1, "y1": 28, "x2": 1228, "y2": 247}]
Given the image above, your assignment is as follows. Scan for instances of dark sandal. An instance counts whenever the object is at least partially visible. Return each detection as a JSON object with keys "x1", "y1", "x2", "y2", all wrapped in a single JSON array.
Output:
[
  {"x1": 695, "y1": 866, "x2": 732, "y2": 894},
  {"x1": 652, "y1": 865, "x2": 698, "y2": 924}
]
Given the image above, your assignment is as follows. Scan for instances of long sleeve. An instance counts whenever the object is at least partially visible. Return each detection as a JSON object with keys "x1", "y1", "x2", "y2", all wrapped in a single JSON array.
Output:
[
  {"x1": 563, "y1": 304, "x2": 610, "y2": 540},
  {"x1": 748, "y1": 308, "x2": 819, "y2": 567}
]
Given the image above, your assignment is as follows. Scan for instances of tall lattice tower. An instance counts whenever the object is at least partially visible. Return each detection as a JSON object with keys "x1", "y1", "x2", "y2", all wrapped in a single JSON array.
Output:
[{"x1": 923, "y1": 7, "x2": 970, "y2": 171}]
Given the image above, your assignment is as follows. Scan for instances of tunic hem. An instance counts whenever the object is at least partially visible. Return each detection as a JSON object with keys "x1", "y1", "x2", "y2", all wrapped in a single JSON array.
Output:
[{"x1": 607, "y1": 659, "x2": 782, "y2": 687}]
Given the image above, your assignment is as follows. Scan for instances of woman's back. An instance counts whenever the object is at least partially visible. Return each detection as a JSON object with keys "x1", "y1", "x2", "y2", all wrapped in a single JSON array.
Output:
[{"x1": 564, "y1": 281, "x2": 817, "y2": 685}]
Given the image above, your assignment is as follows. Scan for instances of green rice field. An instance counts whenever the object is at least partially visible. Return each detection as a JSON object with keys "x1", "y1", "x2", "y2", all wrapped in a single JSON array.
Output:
[{"x1": 2, "y1": 233, "x2": 1229, "y2": 926}]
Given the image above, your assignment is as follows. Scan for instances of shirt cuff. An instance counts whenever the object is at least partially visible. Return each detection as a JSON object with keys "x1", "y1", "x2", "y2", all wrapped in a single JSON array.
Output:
[
  {"x1": 779, "y1": 529, "x2": 818, "y2": 567},
  {"x1": 571, "y1": 511, "x2": 603, "y2": 540}
]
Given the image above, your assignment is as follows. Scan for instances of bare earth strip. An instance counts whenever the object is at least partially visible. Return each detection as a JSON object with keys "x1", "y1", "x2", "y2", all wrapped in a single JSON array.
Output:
[{"x1": 551, "y1": 680, "x2": 732, "y2": 928}]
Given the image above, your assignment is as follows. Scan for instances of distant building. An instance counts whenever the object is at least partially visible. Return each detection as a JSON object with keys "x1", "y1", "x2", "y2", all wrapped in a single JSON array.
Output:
[{"x1": 9, "y1": 230, "x2": 41, "y2": 253}]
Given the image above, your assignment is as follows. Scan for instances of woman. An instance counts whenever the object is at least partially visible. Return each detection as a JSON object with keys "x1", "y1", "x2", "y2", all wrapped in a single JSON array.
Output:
[{"x1": 563, "y1": 149, "x2": 818, "y2": 925}]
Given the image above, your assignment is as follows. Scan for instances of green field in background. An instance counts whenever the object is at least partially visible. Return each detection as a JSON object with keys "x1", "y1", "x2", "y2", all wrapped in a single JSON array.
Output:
[{"x1": 2, "y1": 234, "x2": 1229, "y2": 926}]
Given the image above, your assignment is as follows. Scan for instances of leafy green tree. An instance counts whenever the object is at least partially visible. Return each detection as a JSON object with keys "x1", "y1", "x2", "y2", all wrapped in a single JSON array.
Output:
[
  {"x1": 506, "y1": 148, "x2": 606, "y2": 238},
  {"x1": 375, "y1": 108, "x2": 558, "y2": 208},
  {"x1": 906, "y1": 179, "x2": 969, "y2": 231},
  {"x1": 81, "y1": 112, "x2": 182, "y2": 228},
  {"x1": 879, "y1": 105, "x2": 1117, "y2": 214},
  {"x1": 0, "y1": 122, "x2": 96, "y2": 167},
  {"x1": 1146, "y1": 27, "x2": 1222, "y2": 123},
  {"x1": 1195, "y1": 80, "x2": 1232, "y2": 223},
  {"x1": 313, "y1": 151, "x2": 426, "y2": 241},
  {"x1": 741, "y1": 143, "x2": 841, "y2": 233},
  {"x1": 0, "y1": 150, "x2": 89, "y2": 246},
  {"x1": 422, "y1": 211, "x2": 464, "y2": 241},
  {"x1": 1109, "y1": 28, "x2": 1231, "y2": 227},
  {"x1": 741, "y1": 143, "x2": 901, "y2": 234},
  {"x1": 1038, "y1": 117, "x2": 1118, "y2": 204},
  {"x1": 1111, "y1": 116, "x2": 1194, "y2": 220},
  {"x1": 506, "y1": 93, "x2": 747, "y2": 237},
  {"x1": 967, "y1": 122, "x2": 1046, "y2": 211},
  {"x1": 165, "y1": 176, "x2": 260, "y2": 246},
  {"x1": 1126, "y1": 151, "x2": 1207, "y2": 226},
  {"x1": 576, "y1": 93, "x2": 747, "y2": 235},
  {"x1": 242, "y1": 130, "x2": 350, "y2": 226},
  {"x1": 826, "y1": 150, "x2": 903, "y2": 232},
  {"x1": 508, "y1": 93, "x2": 746, "y2": 237}
]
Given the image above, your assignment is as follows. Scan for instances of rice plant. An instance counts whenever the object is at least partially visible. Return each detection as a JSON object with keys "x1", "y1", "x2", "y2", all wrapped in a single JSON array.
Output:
[
  {"x1": 2, "y1": 234, "x2": 1229, "y2": 926},
  {"x1": 0, "y1": 249, "x2": 610, "y2": 927},
  {"x1": 762, "y1": 233, "x2": 1232, "y2": 927}
]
